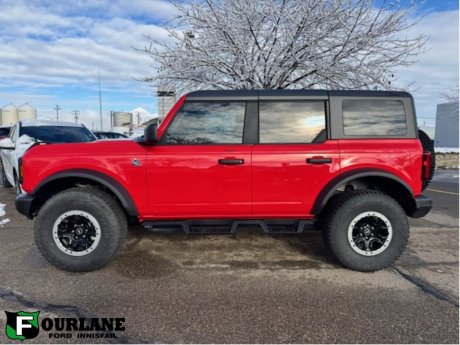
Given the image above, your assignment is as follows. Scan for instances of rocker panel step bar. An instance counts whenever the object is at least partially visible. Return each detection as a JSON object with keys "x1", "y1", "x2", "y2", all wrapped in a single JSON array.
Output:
[{"x1": 142, "y1": 219, "x2": 315, "y2": 234}]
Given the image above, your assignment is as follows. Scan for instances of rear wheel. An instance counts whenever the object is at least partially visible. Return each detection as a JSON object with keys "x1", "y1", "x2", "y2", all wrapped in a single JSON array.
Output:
[
  {"x1": 1, "y1": 164, "x2": 12, "y2": 188},
  {"x1": 322, "y1": 190, "x2": 409, "y2": 272},
  {"x1": 418, "y1": 129, "x2": 435, "y2": 190},
  {"x1": 34, "y1": 187, "x2": 127, "y2": 271}
]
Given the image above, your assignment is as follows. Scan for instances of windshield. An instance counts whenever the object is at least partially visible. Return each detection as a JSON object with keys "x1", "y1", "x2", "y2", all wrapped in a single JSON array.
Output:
[{"x1": 21, "y1": 126, "x2": 96, "y2": 143}]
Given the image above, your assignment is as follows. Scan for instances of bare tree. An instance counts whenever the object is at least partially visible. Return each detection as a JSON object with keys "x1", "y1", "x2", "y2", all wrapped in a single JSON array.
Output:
[
  {"x1": 139, "y1": 0, "x2": 426, "y2": 94},
  {"x1": 441, "y1": 85, "x2": 459, "y2": 103}
]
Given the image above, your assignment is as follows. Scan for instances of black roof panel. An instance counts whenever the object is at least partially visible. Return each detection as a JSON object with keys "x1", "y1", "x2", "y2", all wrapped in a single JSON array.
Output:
[{"x1": 186, "y1": 89, "x2": 412, "y2": 100}]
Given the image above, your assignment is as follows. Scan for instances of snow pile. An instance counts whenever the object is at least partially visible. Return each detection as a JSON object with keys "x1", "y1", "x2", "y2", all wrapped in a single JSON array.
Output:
[
  {"x1": 435, "y1": 147, "x2": 459, "y2": 153},
  {"x1": 0, "y1": 203, "x2": 10, "y2": 227}
]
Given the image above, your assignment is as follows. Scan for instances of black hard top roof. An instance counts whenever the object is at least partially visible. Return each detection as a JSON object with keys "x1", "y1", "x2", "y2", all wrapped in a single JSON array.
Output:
[{"x1": 186, "y1": 89, "x2": 412, "y2": 100}]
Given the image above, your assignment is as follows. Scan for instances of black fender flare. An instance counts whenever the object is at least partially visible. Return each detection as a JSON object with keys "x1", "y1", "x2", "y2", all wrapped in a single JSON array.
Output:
[
  {"x1": 311, "y1": 169, "x2": 414, "y2": 215},
  {"x1": 32, "y1": 169, "x2": 139, "y2": 217}
]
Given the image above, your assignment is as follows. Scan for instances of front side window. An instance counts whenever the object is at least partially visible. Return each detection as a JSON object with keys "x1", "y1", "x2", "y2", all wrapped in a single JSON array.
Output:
[
  {"x1": 163, "y1": 102, "x2": 246, "y2": 144},
  {"x1": 259, "y1": 101, "x2": 326, "y2": 143},
  {"x1": 343, "y1": 99, "x2": 407, "y2": 136}
]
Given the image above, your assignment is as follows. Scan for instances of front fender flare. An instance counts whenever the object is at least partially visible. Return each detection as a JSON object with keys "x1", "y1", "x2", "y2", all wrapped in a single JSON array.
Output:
[{"x1": 32, "y1": 169, "x2": 139, "y2": 217}]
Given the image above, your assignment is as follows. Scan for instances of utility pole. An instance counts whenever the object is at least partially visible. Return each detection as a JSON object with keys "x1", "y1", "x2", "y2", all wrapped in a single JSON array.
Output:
[
  {"x1": 72, "y1": 110, "x2": 80, "y2": 123},
  {"x1": 53, "y1": 104, "x2": 61, "y2": 121},
  {"x1": 98, "y1": 67, "x2": 103, "y2": 130},
  {"x1": 137, "y1": 112, "x2": 141, "y2": 125}
]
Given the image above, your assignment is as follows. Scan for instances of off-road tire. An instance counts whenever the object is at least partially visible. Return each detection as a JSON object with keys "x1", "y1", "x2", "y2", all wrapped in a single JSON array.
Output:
[
  {"x1": 1, "y1": 164, "x2": 12, "y2": 188},
  {"x1": 418, "y1": 129, "x2": 435, "y2": 190},
  {"x1": 322, "y1": 190, "x2": 409, "y2": 272},
  {"x1": 34, "y1": 186, "x2": 127, "y2": 272}
]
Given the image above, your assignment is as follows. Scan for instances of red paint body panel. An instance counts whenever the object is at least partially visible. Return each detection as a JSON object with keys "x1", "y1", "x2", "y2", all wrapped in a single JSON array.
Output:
[
  {"x1": 144, "y1": 145, "x2": 252, "y2": 219},
  {"x1": 21, "y1": 140, "x2": 149, "y2": 214},
  {"x1": 252, "y1": 141, "x2": 340, "y2": 218},
  {"x1": 338, "y1": 139, "x2": 423, "y2": 196}
]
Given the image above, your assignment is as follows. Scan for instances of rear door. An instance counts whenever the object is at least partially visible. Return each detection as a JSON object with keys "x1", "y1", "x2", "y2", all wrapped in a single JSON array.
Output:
[
  {"x1": 252, "y1": 99, "x2": 340, "y2": 218},
  {"x1": 145, "y1": 100, "x2": 253, "y2": 218}
]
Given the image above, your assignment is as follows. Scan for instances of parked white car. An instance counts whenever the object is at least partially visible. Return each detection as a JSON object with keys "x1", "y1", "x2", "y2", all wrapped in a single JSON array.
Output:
[
  {"x1": 129, "y1": 127, "x2": 145, "y2": 138},
  {"x1": 0, "y1": 120, "x2": 96, "y2": 194}
]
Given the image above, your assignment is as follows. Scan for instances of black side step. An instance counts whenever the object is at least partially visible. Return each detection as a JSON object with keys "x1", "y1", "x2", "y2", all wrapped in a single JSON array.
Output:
[{"x1": 142, "y1": 219, "x2": 315, "y2": 234}]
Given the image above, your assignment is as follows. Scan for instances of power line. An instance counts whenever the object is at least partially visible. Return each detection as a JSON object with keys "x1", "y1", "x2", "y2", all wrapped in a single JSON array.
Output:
[
  {"x1": 53, "y1": 104, "x2": 61, "y2": 121},
  {"x1": 72, "y1": 110, "x2": 80, "y2": 123}
]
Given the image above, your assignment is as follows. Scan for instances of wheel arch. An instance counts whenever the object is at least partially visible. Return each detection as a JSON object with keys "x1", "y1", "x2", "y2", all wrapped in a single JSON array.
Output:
[
  {"x1": 312, "y1": 169, "x2": 414, "y2": 216},
  {"x1": 31, "y1": 169, "x2": 139, "y2": 217}
]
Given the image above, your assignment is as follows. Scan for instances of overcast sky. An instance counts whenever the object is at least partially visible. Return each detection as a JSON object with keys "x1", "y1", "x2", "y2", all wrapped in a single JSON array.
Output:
[{"x1": 0, "y1": 0, "x2": 458, "y2": 129}]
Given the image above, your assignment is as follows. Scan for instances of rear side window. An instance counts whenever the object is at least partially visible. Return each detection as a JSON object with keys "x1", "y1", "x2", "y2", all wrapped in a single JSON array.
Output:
[
  {"x1": 259, "y1": 101, "x2": 326, "y2": 143},
  {"x1": 343, "y1": 100, "x2": 407, "y2": 136},
  {"x1": 163, "y1": 102, "x2": 245, "y2": 144}
]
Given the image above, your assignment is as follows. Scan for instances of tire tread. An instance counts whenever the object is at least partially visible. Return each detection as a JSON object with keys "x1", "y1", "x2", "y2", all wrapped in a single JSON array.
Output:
[
  {"x1": 322, "y1": 190, "x2": 409, "y2": 272},
  {"x1": 34, "y1": 186, "x2": 127, "y2": 271}
]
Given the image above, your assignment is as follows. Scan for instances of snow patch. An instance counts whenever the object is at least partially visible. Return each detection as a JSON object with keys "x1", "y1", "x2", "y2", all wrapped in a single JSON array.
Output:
[
  {"x1": 435, "y1": 147, "x2": 459, "y2": 153},
  {"x1": 0, "y1": 203, "x2": 9, "y2": 227}
]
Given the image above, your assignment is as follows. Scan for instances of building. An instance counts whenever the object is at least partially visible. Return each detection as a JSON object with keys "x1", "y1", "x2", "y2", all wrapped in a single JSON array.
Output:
[
  {"x1": 434, "y1": 102, "x2": 459, "y2": 148},
  {"x1": 157, "y1": 89, "x2": 176, "y2": 122}
]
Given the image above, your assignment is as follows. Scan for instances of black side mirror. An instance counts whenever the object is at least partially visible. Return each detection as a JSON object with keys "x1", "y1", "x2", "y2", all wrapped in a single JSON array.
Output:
[{"x1": 144, "y1": 123, "x2": 158, "y2": 145}]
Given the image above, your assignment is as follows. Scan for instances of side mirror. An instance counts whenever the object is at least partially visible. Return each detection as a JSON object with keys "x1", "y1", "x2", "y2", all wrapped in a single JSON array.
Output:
[
  {"x1": 0, "y1": 138, "x2": 14, "y2": 150},
  {"x1": 144, "y1": 123, "x2": 158, "y2": 145}
]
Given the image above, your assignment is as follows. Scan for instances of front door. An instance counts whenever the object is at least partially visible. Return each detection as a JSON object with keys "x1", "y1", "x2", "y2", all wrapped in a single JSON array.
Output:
[{"x1": 145, "y1": 101, "x2": 252, "y2": 219}]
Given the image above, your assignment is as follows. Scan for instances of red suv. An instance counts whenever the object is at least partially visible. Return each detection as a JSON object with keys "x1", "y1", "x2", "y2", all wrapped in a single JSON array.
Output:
[{"x1": 13, "y1": 90, "x2": 434, "y2": 272}]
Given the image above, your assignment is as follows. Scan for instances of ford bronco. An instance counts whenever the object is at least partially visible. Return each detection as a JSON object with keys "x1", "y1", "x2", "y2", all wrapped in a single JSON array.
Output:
[{"x1": 12, "y1": 90, "x2": 434, "y2": 272}]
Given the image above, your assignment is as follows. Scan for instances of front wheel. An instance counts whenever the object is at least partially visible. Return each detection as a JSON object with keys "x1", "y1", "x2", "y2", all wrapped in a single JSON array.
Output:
[
  {"x1": 322, "y1": 191, "x2": 409, "y2": 272},
  {"x1": 34, "y1": 187, "x2": 127, "y2": 271}
]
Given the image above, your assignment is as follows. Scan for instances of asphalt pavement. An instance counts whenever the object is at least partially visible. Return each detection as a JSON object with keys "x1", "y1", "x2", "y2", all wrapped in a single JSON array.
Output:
[{"x1": 0, "y1": 170, "x2": 458, "y2": 343}]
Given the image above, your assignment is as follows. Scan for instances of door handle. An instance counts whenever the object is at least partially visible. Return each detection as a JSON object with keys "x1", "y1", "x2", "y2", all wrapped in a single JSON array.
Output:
[
  {"x1": 306, "y1": 157, "x2": 332, "y2": 164},
  {"x1": 218, "y1": 158, "x2": 244, "y2": 165}
]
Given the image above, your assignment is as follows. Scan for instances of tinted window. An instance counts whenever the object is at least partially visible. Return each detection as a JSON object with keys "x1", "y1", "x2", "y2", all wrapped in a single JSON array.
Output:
[
  {"x1": 21, "y1": 126, "x2": 96, "y2": 143},
  {"x1": 343, "y1": 100, "x2": 407, "y2": 136},
  {"x1": 259, "y1": 101, "x2": 326, "y2": 143},
  {"x1": 0, "y1": 127, "x2": 10, "y2": 137},
  {"x1": 163, "y1": 102, "x2": 245, "y2": 144}
]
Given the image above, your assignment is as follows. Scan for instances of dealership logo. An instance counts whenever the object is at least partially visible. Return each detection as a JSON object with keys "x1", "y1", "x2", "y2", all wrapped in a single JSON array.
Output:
[
  {"x1": 4, "y1": 310, "x2": 125, "y2": 341},
  {"x1": 5, "y1": 311, "x2": 40, "y2": 341}
]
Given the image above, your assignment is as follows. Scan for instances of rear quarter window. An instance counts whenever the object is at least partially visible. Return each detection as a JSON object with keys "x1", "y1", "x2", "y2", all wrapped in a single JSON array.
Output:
[{"x1": 342, "y1": 99, "x2": 407, "y2": 136}]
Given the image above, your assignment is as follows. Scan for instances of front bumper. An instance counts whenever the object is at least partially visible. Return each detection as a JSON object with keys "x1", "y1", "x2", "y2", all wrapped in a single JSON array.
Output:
[
  {"x1": 15, "y1": 193, "x2": 35, "y2": 219},
  {"x1": 409, "y1": 195, "x2": 432, "y2": 218}
]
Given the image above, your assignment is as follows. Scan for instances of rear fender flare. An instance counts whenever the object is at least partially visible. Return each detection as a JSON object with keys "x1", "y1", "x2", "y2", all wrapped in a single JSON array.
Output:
[{"x1": 311, "y1": 169, "x2": 414, "y2": 215}]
